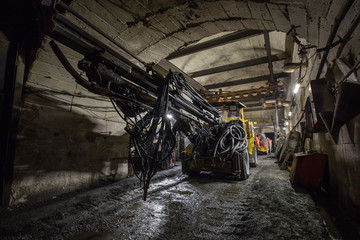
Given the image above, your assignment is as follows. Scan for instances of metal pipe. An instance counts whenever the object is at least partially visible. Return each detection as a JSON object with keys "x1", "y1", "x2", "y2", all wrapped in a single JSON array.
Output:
[
  {"x1": 49, "y1": 40, "x2": 154, "y2": 109},
  {"x1": 54, "y1": 14, "x2": 157, "y2": 91},
  {"x1": 166, "y1": 30, "x2": 262, "y2": 60},
  {"x1": 50, "y1": 40, "x2": 217, "y2": 124},
  {"x1": 57, "y1": 1, "x2": 146, "y2": 66}
]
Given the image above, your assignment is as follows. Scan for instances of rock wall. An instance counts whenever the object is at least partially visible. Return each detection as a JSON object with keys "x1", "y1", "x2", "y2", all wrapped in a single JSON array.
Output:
[
  {"x1": 285, "y1": 0, "x2": 360, "y2": 211},
  {"x1": 311, "y1": 115, "x2": 360, "y2": 208},
  {"x1": 8, "y1": 0, "x2": 360, "y2": 211},
  {"x1": 10, "y1": 39, "x2": 129, "y2": 206}
]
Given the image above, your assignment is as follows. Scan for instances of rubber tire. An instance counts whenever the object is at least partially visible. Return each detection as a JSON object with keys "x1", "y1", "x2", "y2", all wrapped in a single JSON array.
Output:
[
  {"x1": 186, "y1": 171, "x2": 200, "y2": 177},
  {"x1": 240, "y1": 151, "x2": 250, "y2": 180},
  {"x1": 250, "y1": 145, "x2": 258, "y2": 168}
]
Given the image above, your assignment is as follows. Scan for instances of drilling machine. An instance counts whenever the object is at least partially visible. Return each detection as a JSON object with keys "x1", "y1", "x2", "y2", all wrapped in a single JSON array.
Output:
[
  {"x1": 181, "y1": 101, "x2": 254, "y2": 179},
  {"x1": 51, "y1": 42, "x2": 252, "y2": 198},
  {"x1": 47, "y1": 4, "x2": 250, "y2": 199}
]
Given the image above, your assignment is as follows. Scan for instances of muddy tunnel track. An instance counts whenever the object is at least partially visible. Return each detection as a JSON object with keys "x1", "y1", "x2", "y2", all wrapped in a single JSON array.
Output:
[{"x1": 0, "y1": 155, "x2": 330, "y2": 240}]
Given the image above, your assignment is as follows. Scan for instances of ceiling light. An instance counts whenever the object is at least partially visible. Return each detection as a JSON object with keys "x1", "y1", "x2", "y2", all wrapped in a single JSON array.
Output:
[
  {"x1": 265, "y1": 99, "x2": 276, "y2": 104},
  {"x1": 166, "y1": 113, "x2": 173, "y2": 119},
  {"x1": 285, "y1": 121, "x2": 289, "y2": 126},
  {"x1": 293, "y1": 83, "x2": 300, "y2": 94},
  {"x1": 288, "y1": 111, "x2": 292, "y2": 117}
]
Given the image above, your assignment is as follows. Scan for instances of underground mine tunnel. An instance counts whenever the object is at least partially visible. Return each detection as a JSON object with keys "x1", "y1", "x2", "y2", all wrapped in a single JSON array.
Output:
[{"x1": 1, "y1": 0, "x2": 360, "y2": 239}]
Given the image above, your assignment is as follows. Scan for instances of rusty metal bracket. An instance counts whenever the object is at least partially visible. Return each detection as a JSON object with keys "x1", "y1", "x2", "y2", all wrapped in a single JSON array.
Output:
[{"x1": 202, "y1": 85, "x2": 284, "y2": 103}]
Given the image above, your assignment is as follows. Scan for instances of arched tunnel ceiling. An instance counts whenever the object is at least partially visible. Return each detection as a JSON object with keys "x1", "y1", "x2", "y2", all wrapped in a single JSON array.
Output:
[
  {"x1": 53, "y1": 0, "x2": 354, "y2": 129},
  {"x1": 68, "y1": 0, "x2": 337, "y2": 61},
  {"x1": 168, "y1": 31, "x2": 287, "y2": 92}
]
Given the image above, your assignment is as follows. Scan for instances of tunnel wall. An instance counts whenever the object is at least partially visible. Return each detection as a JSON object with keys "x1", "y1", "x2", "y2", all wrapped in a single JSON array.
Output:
[
  {"x1": 311, "y1": 116, "x2": 360, "y2": 208},
  {"x1": 286, "y1": 2, "x2": 360, "y2": 211},
  {"x1": 10, "y1": 38, "x2": 130, "y2": 206},
  {"x1": 7, "y1": 0, "x2": 360, "y2": 210}
]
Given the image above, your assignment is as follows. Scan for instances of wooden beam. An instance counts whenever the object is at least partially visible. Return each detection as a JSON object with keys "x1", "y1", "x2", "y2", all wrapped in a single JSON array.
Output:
[
  {"x1": 188, "y1": 52, "x2": 289, "y2": 78},
  {"x1": 166, "y1": 30, "x2": 262, "y2": 60},
  {"x1": 204, "y1": 72, "x2": 290, "y2": 89}
]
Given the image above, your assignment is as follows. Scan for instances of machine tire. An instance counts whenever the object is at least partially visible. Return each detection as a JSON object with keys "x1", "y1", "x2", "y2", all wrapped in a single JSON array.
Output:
[
  {"x1": 186, "y1": 170, "x2": 200, "y2": 177},
  {"x1": 250, "y1": 145, "x2": 258, "y2": 168},
  {"x1": 239, "y1": 151, "x2": 250, "y2": 180}
]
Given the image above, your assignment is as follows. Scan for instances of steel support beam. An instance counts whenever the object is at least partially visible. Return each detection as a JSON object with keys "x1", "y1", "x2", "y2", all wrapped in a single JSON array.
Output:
[
  {"x1": 244, "y1": 103, "x2": 269, "y2": 108},
  {"x1": 336, "y1": 12, "x2": 360, "y2": 58},
  {"x1": 202, "y1": 85, "x2": 284, "y2": 103},
  {"x1": 204, "y1": 72, "x2": 289, "y2": 89},
  {"x1": 188, "y1": 52, "x2": 288, "y2": 78},
  {"x1": 244, "y1": 105, "x2": 283, "y2": 111},
  {"x1": 240, "y1": 97, "x2": 276, "y2": 103},
  {"x1": 166, "y1": 30, "x2": 262, "y2": 60},
  {"x1": 263, "y1": 30, "x2": 276, "y2": 85},
  {"x1": 204, "y1": 95, "x2": 279, "y2": 106},
  {"x1": 275, "y1": 102, "x2": 279, "y2": 140},
  {"x1": 315, "y1": 0, "x2": 354, "y2": 80}
]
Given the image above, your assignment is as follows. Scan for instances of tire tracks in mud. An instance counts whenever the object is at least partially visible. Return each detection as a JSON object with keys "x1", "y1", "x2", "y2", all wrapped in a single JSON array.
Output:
[{"x1": 1, "y1": 157, "x2": 331, "y2": 240}]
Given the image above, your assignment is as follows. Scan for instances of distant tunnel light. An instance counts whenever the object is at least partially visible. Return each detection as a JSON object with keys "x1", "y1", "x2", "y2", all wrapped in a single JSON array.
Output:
[
  {"x1": 265, "y1": 99, "x2": 276, "y2": 104},
  {"x1": 293, "y1": 83, "x2": 300, "y2": 94},
  {"x1": 166, "y1": 113, "x2": 173, "y2": 119}
]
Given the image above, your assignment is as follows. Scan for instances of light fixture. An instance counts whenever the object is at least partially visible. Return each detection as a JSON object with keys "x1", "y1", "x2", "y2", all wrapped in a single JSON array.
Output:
[
  {"x1": 265, "y1": 99, "x2": 276, "y2": 104},
  {"x1": 285, "y1": 121, "x2": 289, "y2": 126},
  {"x1": 166, "y1": 113, "x2": 173, "y2": 119},
  {"x1": 288, "y1": 111, "x2": 292, "y2": 117},
  {"x1": 293, "y1": 83, "x2": 300, "y2": 94}
]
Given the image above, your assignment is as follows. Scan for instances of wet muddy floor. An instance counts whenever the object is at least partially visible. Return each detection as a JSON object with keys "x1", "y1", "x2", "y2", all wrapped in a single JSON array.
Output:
[{"x1": 0, "y1": 155, "x2": 330, "y2": 239}]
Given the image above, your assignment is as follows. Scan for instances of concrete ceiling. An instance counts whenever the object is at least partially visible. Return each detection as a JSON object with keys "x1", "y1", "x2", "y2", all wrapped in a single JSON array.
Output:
[
  {"x1": 50, "y1": 0, "x2": 354, "y2": 131},
  {"x1": 168, "y1": 30, "x2": 287, "y2": 92}
]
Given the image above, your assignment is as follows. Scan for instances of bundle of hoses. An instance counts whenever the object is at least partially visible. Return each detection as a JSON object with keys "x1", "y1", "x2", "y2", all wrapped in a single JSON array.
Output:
[
  {"x1": 130, "y1": 73, "x2": 175, "y2": 201},
  {"x1": 213, "y1": 123, "x2": 248, "y2": 161}
]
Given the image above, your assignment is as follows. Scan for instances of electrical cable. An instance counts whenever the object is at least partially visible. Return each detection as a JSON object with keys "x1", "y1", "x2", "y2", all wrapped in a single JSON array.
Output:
[
  {"x1": 50, "y1": 39, "x2": 220, "y2": 200},
  {"x1": 213, "y1": 122, "x2": 248, "y2": 162}
]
